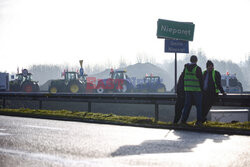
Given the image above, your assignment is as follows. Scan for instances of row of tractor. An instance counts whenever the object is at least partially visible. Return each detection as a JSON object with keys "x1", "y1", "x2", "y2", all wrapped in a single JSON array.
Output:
[
  {"x1": 47, "y1": 60, "x2": 166, "y2": 93},
  {"x1": 0, "y1": 61, "x2": 166, "y2": 93},
  {"x1": 0, "y1": 61, "x2": 244, "y2": 93},
  {"x1": 48, "y1": 69, "x2": 166, "y2": 94}
]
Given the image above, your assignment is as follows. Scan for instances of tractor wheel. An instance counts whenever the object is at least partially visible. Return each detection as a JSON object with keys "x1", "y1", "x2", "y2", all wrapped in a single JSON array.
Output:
[
  {"x1": 21, "y1": 82, "x2": 34, "y2": 92},
  {"x1": 157, "y1": 86, "x2": 166, "y2": 93},
  {"x1": 96, "y1": 85, "x2": 105, "y2": 94},
  {"x1": 238, "y1": 82, "x2": 243, "y2": 93},
  {"x1": 240, "y1": 86, "x2": 243, "y2": 93},
  {"x1": 68, "y1": 82, "x2": 82, "y2": 93},
  {"x1": 117, "y1": 82, "x2": 129, "y2": 93},
  {"x1": 49, "y1": 86, "x2": 58, "y2": 93}
]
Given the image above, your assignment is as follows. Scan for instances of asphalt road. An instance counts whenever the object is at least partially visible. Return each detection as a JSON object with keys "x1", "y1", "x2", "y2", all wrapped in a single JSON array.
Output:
[{"x1": 0, "y1": 116, "x2": 249, "y2": 167}]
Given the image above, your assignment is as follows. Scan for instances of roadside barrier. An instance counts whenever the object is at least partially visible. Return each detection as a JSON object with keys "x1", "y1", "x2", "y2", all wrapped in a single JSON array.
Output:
[{"x1": 0, "y1": 92, "x2": 249, "y2": 122}]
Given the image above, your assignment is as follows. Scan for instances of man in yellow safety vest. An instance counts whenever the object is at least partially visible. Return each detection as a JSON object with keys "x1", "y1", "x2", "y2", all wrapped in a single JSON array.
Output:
[{"x1": 181, "y1": 55, "x2": 203, "y2": 126}]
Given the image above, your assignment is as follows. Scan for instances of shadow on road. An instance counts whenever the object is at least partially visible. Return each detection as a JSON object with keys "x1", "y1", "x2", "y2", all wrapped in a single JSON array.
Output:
[{"x1": 111, "y1": 130, "x2": 230, "y2": 157}]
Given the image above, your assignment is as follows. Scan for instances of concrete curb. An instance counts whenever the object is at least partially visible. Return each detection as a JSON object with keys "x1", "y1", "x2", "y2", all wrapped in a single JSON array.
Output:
[{"x1": 0, "y1": 111, "x2": 249, "y2": 136}]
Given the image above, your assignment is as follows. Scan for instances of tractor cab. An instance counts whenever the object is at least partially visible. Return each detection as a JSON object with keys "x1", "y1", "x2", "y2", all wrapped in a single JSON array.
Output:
[
  {"x1": 110, "y1": 70, "x2": 128, "y2": 80},
  {"x1": 63, "y1": 71, "x2": 87, "y2": 83},
  {"x1": 221, "y1": 72, "x2": 243, "y2": 93},
  {"x1": 16, "y1": 72, "x2": 33, "y2": 83},
  {"x1": 144, "y1": 76, "x2": 161, "y2": 84},
  {"x1": 64, "y1": 72, "x2": 78, "y2": 81}
]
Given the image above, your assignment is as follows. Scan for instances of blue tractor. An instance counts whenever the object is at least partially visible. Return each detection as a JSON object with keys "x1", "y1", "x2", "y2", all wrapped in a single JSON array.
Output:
[
  {"x1": 96, "y1": 69, "x2": 135, "y2": 93},
  {"x1": 221, "y1": 73, "x2": 243, "y2": 93},
  {"x1": 136, "y1": 75, "x2": 166, "y2": 93}
]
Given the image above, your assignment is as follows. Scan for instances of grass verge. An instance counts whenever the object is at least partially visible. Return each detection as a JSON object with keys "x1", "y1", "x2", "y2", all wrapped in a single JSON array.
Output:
[{"x1": 0, "y1": 108, "x2": 249, "y2": 133}]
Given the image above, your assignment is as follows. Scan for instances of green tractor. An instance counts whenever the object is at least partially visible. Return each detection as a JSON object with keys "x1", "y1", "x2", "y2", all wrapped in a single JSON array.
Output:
[
  {"x1": 9, "y1": 69, "x2": 40, "y2": 92},
  {"x1": 49, "y1": 60, "x2": 94, "y2": 93},
  {"x1": 49, "y1": 71, "x2": 88, "y2": 93}
]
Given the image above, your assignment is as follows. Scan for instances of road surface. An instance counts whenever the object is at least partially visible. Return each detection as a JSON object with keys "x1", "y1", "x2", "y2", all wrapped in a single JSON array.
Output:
[{"x1": 0, "y1": 115, "x2": 249, "y2": 167}]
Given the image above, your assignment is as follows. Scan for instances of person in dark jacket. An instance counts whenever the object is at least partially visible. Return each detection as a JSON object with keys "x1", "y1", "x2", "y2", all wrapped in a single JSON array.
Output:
[
  {"x1": 173, "y1": 72, "x2": 184, "y2": 124},
  {"x1": 202, "y1": 60, "x2": 226, "y2": 123},
  {"x1": 181, "y1": 55, "x2": 203, "y2": 126},
  {"x1": 173, "y1": 72, "x2": 192, "y2": 124}
]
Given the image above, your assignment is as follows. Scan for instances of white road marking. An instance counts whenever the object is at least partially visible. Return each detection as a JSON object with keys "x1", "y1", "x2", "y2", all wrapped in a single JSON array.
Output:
[
  {"x1": 0, "y1": 129, "x2": 11, "y2": 135},
  {"x1": 24, "y1": 125, "x2": 66, "y2": 131},
  {"x1": 0, "y1": 148, "x2": 102, "y2": 166},
  {"x1": 0, "y1": 132, "x2": 11, "y2": 136}
]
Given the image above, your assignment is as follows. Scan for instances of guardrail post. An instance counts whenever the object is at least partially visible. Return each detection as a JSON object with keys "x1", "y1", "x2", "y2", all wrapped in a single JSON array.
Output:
[
  {"x1": 39, "y1": 100, "x2": 42, "y2": 109},
  {"x1": 3, "y1": 99, "x2": 6, "y2": 109},
  {"x1": 88, "y1": 102, "x2": 91, "y2": 112},
  {"x1": 248, "y1": 107, "x2": 250, "y2": 122},
  {"x1": 154, "y1": 103, "x2": 159, "y2": 123}
]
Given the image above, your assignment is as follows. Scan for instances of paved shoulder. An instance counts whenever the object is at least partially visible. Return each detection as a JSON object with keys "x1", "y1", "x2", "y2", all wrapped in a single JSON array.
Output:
[{"x1": 0, "y1": 116, "x2": 249, "y2": 167}]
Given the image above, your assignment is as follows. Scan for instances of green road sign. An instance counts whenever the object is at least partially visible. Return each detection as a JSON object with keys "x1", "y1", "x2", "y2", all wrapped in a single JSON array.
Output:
[{"x1": 157, "y1": 19, "x2": 195, "y2": 41}]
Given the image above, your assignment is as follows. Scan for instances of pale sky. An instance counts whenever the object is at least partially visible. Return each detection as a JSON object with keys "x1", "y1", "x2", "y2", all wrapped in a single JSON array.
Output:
[{"x1": 0, "y1": 0, "x2": 250, "y2": 72}]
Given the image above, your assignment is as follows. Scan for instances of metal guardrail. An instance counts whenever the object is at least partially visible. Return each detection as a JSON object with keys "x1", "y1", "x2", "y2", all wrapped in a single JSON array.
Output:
[{"x1": 0, "y1": 92, "x2": 250, "y2": 122}]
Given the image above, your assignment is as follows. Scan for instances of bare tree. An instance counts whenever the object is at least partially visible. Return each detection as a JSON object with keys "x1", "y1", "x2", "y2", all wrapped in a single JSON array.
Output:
[
  {"x1": 105, "y1": 59, "x2": 113, "y2": 69},
  {"x1": 136, "y1": 54, "x2": 143, "y2": 63},
  {"x1": 119, "y1": 57, "x2": 127, "y2": 68},
  {"x1": 28, "y1": 64, "x2": 62, "y2": 85},
  {"x1": 148, "y1": 57, "x2": 156, "y2": 64}
]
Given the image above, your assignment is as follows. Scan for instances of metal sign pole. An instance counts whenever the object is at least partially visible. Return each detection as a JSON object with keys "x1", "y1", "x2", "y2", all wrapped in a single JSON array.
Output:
[
  {"x1": 175, "y1": 52, "x2": 177, "y2": 93},
  {"x1": 158, "y1": 19, "x2": 193, "y2": 93}
]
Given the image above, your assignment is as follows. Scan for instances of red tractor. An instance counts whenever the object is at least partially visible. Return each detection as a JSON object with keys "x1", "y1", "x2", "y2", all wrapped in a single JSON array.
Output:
[
  {"x1": 9, "y1": 69, "x2": 40, "y2": 92},
  {"x1": 96, "y1": 69, "x2": 135, "y2": 93}
]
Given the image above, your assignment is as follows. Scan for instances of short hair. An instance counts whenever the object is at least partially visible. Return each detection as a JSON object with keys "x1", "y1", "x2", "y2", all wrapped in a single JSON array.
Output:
[
  {"x1": 206, "y1": 60, "x2": 214, "y2": 68},
  {"x1": 190, "y1": 55, "x2": 197, "y2": 63}
]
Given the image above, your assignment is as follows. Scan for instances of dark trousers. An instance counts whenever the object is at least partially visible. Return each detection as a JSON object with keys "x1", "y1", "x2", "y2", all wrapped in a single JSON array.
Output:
[
  {"x1": 173, "y1": 95, "x2": 184, "y2": 123},
  {"x1": 181, "y1": 91, "x2": 202, "y2": 123},
  {"x1": 202, "y1": 92, "x2": 218, "y2": 122},
  {"x1": 173, "y1": 95, "x2": 192, "y2": 123}
]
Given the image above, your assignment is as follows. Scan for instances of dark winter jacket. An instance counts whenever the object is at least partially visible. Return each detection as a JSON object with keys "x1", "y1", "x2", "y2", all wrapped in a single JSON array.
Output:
[
  {"x1": 177, "y1": 72, "x2": 184, "y2": 96},
  {"x1": 203, "y1": 70, "x2": 225, "y2": 95}
]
